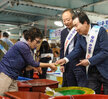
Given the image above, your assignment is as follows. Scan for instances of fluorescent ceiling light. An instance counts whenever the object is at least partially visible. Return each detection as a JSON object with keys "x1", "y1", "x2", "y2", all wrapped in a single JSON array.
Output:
[{"x1": 54, "y1": 21, "x2": 63, "y2": 27}]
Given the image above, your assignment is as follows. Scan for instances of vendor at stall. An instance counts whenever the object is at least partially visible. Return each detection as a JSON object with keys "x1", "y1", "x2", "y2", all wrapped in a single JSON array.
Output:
[{"x1": 0, "y1": 27, "x2": 57, "y2": 96}]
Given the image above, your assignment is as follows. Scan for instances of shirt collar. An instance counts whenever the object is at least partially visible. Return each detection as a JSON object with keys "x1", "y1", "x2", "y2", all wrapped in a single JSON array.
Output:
[
  {"x1": 67, "y1": 28, "x2": 70, "y2": 32},
  {"x1": 20, "y1": 37, "x2": 28, "y2": 44}
]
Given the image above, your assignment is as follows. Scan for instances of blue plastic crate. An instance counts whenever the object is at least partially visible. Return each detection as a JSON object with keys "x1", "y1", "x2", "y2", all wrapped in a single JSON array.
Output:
[{"x1": 17, "y1": 76, "x2": 33, "y2": 81}]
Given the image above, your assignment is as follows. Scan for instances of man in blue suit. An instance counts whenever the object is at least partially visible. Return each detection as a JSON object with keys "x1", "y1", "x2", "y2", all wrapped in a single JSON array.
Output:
[
  {"x1": 60, "y1": 9, "x2": 87, "y2": 87},
  {"x1": 56, "y1": 11, "x2": 108, "y2": 94}
]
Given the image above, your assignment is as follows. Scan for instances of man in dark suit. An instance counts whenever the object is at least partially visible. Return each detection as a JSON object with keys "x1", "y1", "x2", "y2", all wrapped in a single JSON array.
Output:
[
  {"x1": 56, "y1": 11, "x2": 108, "y2": 94},
  {"x1": 60, "y1": 9, "x2": 87, "y2": 87}
]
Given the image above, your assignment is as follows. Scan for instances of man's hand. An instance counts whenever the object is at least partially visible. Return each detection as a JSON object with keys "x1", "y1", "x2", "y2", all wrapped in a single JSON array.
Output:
[
  {"x1": 49, "y1": 63, "x2": 57, "y2": 72},
  {"x1": 76, "y1": 59, "x2": 90, "y2": 66},
  {"x1": 60, "y1": 66, "x2": 65, "y2": 72},
  {"x1": 56, "y1": 58, "x2": 66, "y2": 66}
]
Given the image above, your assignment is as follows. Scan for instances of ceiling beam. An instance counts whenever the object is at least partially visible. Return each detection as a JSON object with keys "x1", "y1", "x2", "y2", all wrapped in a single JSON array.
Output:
[
  {"x1": 0, "y1": 20, "x2": 26, "y2": 25},
  {"x1": 19, "y1": 1, "x2": 66, "y2": 11},
  {"x1": 2, "y1": 9, "x2": 60, "y2": 20},
  {"x1": 76, "y1": 0, "x2": 108, "y2": 10},
  {"x1": 18, "y1": 0, "x2": 108, "y2": 17},
  {"x1": 0, "y1": 9, "x2": 42, "y2": 20},
  {"x1": 2, "y1": 0, "x2": 107, "y2": 20},
  {"x1": 0, "y1": 0, "x2": 10, "y2": 11},
  {"x1": 0, "y1": 0, "x2": 9, "y2": 7},
  {"x1": 19, "y1": 0, "x2": 108, "y2": 11}
]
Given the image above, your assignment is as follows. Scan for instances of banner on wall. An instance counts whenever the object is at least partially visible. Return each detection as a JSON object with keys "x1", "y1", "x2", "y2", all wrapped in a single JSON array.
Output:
[
  {"x1": 97, "y1": 19, "x2": 108, "y2": 32},
  {"x1": 49, "y1": 27, "x2": 64, "y2": 40}
]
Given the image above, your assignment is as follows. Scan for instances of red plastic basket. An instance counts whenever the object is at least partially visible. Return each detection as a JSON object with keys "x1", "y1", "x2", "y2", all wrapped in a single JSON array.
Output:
[
  {"x1": 52, "y1": 94, "x2": 108, "y2": 99},
  {"x1": 17, "y1": 81, "x2": 32, "y2": 91},
  {"x1": 0, "y1": 96, "x2": 10, "y2": 99}
]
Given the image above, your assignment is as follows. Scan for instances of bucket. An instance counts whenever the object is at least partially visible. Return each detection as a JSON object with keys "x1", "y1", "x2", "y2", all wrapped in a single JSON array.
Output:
[
  {"x1": 17, "y1": 76, "x2": 33, "y2": 91},
  {"x1": 5, "y1": 92, "x2": 50, "y2": 99},
  {"x1": 46, "y1": 86, "x2": 95, "y2": 96},
  {"x1": 17, "y1": 81, "x2": 32, "y2": 91},
  {"x1": 0, "y1": 96, "x2": 10, "y2": 99},
  {"x1": 52, "y1": 94, "x2": 108, "y2": 99},
  {"x1": 23, "y1": 79, "x2": 59, "y2": 93}
]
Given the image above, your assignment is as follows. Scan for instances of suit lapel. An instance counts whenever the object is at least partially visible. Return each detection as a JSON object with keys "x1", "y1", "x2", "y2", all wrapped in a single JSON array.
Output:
[
  {"x1": 81, "y1": 36, "x2": 87, "y2": 51},
  {"x1": 65, "y1": 30, "x2": 69, "y2": 56}
]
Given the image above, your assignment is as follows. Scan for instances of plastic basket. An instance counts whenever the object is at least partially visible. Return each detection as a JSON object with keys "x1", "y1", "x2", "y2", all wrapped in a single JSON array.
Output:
[
  {"x1": 17, "y1": 81, "x2": 32, "y2": 91},
  {"x1": 0, "y1": 96, "x2": 10, "y2": 99},
  {"x1": 46, "y1": 86, "x2": 95, "y2": 96},
  {"x1": 52, "y1": 94, "x2": 108, "y2": 99},
  {"x1": 23, "y1": 79, "x2": 59, "y2": 93},
  {"x1": 17, "y1": 76, "x2": 32, "y2": 81}
]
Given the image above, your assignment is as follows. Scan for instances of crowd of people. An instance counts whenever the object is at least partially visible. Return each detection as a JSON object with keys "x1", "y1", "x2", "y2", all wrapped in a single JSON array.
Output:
[{"x1": 0, "y1": 9, "x2": 108, "y2": 96}]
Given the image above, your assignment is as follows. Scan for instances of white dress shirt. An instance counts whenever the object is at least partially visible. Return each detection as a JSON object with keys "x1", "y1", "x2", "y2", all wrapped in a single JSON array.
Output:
[{"x1": 64, "y1": 25, "x2": 91, "y2": 64}]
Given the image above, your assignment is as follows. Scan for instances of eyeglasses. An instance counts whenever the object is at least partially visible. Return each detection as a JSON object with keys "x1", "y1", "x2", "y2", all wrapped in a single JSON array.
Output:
[{"x1": 35, "y1": 39, "x2": 41, "y2": 44}]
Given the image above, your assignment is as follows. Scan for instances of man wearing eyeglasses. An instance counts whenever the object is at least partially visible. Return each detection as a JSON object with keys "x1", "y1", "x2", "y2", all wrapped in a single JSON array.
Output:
[
  {"x1": 56, "y1": 11, "x2": 108, "y2": 94},
  {"x1": 60, "y1": 9, "x2": 87, "y2": 87}
]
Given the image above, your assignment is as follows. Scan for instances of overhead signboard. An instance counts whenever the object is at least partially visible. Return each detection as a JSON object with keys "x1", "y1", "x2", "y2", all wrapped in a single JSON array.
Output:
[
  {"x1": 49, "y1": 27, "x2": 64, "y2": 40},
  {"x1": 97, "y1": 19, "x2": 108, "y2": 32}
]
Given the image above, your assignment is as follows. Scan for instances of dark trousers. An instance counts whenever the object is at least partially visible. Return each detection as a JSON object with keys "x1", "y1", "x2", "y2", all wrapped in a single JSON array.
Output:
[
  {"x1": 62, "y1": 70, "x2": 77, "y2": 87},
  {"x1": 62, "y1": 66, "x2": 88, "y2": 87},
  {"x1": 88, "y1": 66, "x2": 108, "y2": 94}
]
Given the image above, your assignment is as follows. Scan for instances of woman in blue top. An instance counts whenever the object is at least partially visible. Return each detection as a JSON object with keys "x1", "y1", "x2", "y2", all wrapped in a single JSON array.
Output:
[{"x1": 0, "y1": 28, "x2": 57, "y2": 96}]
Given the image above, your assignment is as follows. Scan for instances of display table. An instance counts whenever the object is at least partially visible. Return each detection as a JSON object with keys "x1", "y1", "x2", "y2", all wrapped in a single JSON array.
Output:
[{"x1": 5, "y1": 91, "x2": 50, "y2": 99}]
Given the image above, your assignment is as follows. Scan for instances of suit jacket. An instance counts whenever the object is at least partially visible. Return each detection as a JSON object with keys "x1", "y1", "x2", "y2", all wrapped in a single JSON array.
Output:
[
  {"x1": 60, "y1": 28, "x2": 78, "y2": 58},
  {"x1": 67, "y1": 25, "x2": 108, "y2": 79},
  {"x1": 60, "y1": 28, "x2": 85, "y2": 72},
  {"x1": 60, "y1": 28, "x2": 68, "y2": 59}
]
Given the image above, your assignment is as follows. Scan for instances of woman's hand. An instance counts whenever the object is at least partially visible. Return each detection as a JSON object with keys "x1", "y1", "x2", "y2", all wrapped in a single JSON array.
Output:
[
  {"x1": 34, "y1": 67, "x2": 42, "y2": 74},
  {"x1": 26, "y1": 66, "x2": 42, "y2": 74},
  {"x1": 49, "y1": 63, "x2": 57, "y2": 72}
]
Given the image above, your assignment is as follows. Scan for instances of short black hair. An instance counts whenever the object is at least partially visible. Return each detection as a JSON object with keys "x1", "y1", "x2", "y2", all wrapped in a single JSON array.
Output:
[
  {"x1": 24, "y1": 27, "x2": 43, "y2": 42},
  {"x1": 62, "y1": 9, "x2": 75, "y2": 17},
  {"x1": 29, "y1": 27, "x2": 41, "y2": 33},
  {"x1": 39, "y1": 41, "x2": 50, "y2": 53},
  {"x1": 23, "y1": 30, "x2": 28, "y2": 35},
  {"x1": 72, "y1": 11, "x2": 90, "y2": 24},
  {"x1": 3, "y1": 32, "x2": 9, "y2": 37}
]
